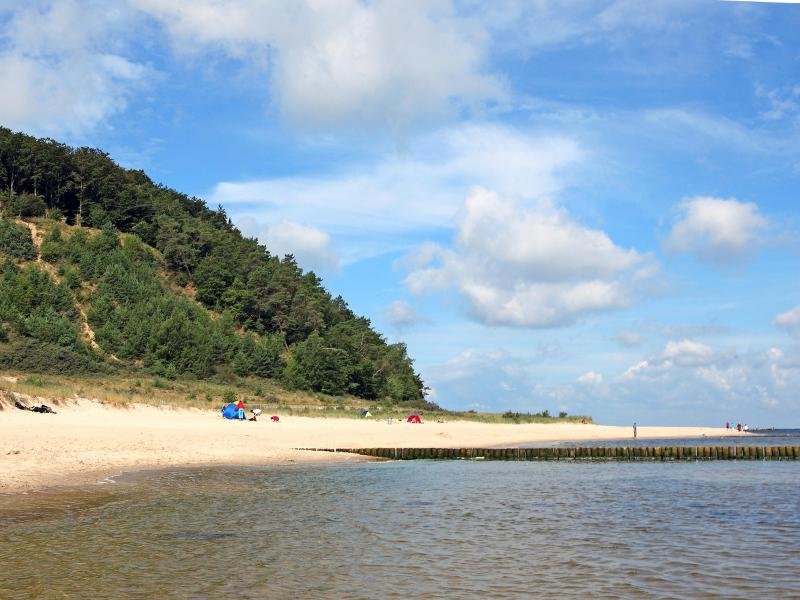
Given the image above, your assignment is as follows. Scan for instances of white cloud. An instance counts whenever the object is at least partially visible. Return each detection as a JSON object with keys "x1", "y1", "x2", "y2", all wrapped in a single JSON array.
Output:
[
  {"x1": 577, "y1": 371, "x2": 603, "y2": 385},
  {"x1": 418, "y1": 341, "x2": 800, "y2": 422},
  {"x1": 237, "y1": 218, "x2": 338, "y2": 273},
  {"x1": 664, "y1": 196, "x2": 768, "y2": 265},
  {"x1": 662, "y1": 339, "x2": 713, "y2": 366},
  {"x1": 403, "y1": 186, "x2": 652, "y2": 328},
  {"x1": 0, "y1": 1, "x2": 149, "y2": 135},
  {"x1": 132, "y1": 0, "x2": 504, "y2": 131},
  {"x1": 614, "y1": 342, "x2": 800, "y2": 421},
  {"x1": 385, "y1": 300, "x2": 426, "y2": 330},
  {"x1": 213, "y1": 125, "x2": 582, "y2": 260},
  {"x1": 773, "y1": 305, "x2": 800, "y2": 336}
]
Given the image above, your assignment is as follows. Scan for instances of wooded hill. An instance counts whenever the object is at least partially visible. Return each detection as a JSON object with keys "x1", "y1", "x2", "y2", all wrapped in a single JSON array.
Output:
[{"x1": 0, "y1": 126, "x2": 431, "y2": 408}]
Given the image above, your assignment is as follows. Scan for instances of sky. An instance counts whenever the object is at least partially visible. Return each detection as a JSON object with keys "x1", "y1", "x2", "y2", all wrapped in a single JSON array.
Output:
[{"x1": 1, "y1": 0, "x2": 799, "y2": 425}]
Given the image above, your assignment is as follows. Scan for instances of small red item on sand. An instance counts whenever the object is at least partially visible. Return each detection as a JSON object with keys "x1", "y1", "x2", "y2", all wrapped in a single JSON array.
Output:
[{"x1": 271, "y1": 415, "x2": 280, "y2": 422}]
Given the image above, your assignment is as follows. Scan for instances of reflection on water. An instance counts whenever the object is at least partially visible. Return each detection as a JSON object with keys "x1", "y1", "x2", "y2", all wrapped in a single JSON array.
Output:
[{"x1": 2, "y1": 461, "x2": 800, "y2": 599}]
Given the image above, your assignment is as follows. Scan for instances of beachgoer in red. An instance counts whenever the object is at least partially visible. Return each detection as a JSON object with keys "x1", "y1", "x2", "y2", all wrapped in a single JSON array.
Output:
[{"x1": 236, "y1": 399, "x2": 246, "y2": 420}]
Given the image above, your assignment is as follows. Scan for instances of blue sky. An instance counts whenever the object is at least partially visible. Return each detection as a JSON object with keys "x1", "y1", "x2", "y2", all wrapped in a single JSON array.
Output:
[{"x1": 2, "y1": 0, "x2": 799, "y2": 425}]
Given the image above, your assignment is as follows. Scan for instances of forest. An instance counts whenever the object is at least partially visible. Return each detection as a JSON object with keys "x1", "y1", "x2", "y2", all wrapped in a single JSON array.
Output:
[{"x1": 0, "y1": 126, "x2": 431, "y2": 407}]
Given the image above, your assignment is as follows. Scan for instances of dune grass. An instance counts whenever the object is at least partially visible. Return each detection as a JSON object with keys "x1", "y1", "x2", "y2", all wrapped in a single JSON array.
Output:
[{"x1": 0, "y1": 370, "x2": 592, "y2": 424}]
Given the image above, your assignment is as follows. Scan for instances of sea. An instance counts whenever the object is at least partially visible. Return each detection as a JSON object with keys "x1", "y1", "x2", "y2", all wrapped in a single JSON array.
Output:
[{"x1": 1, "y1": 434, "x2": 799, "y2": 599}]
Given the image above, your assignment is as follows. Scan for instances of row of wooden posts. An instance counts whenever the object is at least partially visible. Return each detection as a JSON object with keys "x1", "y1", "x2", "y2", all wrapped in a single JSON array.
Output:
[{"x1": 302, "y1": 446, "x2": 800, "y2": 461}]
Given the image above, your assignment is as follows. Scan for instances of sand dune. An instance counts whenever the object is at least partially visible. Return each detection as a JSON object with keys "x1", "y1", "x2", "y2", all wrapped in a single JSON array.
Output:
[{"x1": 0, "y1": 400, "x2": 747, "y2": 493}]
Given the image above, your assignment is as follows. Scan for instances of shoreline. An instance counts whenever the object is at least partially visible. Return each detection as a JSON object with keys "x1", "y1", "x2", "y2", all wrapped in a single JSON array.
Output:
[{"x1": 1, "y1": 400, "x2": 749, "y2": 496}]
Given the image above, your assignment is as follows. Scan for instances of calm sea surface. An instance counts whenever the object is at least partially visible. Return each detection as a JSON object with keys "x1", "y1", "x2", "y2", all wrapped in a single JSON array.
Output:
[
  {"x1": 2, "y1": 459, "x2": 799, "y2": 599},
  {"x1": 549, "y1": 429, "x2": 800, "y2": 448}
]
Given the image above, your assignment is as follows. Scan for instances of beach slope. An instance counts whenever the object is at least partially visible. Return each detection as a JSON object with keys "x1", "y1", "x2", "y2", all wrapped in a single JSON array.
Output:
[{"x1": 1, "y1": 400, "x2": 747, "y2": 493}]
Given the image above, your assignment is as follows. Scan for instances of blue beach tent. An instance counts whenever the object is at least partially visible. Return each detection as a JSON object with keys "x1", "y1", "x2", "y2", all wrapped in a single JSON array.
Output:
[{"x1": 221, "y1": 403, "x2": 238, "y2": 419}]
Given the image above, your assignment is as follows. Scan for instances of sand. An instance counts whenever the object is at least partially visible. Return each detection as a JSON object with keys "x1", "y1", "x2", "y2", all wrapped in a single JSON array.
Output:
[{"x1": 0, "y1": 399, "x2": 748, "y2": 494}]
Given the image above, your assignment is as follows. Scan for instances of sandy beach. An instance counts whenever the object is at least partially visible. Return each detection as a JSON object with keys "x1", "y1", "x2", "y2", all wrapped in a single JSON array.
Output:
[{"x1": 0, "y1": 399, "x2": 748, "y2": 494}]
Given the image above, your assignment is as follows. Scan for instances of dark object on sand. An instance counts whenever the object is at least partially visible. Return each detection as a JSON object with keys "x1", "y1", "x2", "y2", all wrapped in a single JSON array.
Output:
[
  {"x1": 14, "y1": 401, "x2": 56, "y2": 414},
  {"x1": 271, "y1": 415, "x2": 280, "y2": 422}
]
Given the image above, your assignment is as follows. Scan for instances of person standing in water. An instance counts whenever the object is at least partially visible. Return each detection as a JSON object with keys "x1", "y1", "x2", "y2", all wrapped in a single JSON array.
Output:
[{"x1": 633, "y1": 422, "x2": 637, "y2": 438}]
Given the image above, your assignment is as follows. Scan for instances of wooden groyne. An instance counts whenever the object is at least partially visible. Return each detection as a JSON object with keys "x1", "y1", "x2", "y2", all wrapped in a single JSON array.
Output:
[{"x1": 300, "y1": 446, "x2": 800, "y2": 461}]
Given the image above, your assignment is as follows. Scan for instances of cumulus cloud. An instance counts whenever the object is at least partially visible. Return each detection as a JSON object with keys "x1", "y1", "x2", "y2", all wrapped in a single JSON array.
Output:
[
  {"x1": 385, "y1": 300, "x2": 426, "y2": 330},
  {"x1": 132, "y1": 0, "x2": 504, "y2": 131},
  {"x1": 419, "y1": 340, "x2": 800, "y2": 422},
  {"x1": 662, "y1": 339, "x2": 713, "y2": 366},
  {"x1": 664, "y1": 196, "x2": 768, "y2": 265},
  {"x1": 403, "y1": 187, "x2": 652, "y2": 328},
  {"x1": 237, "y1": 218, "x2": 338, "y2": 272},
  {"x1": 0, "y1": 1, "x2": 149, "y2": 135},
  {"x1": 773, "y1": 305, "x2": 800, "y2": 336},
  {"x1": 615, "y1": 341, "x2": 800, "y2": 421}
]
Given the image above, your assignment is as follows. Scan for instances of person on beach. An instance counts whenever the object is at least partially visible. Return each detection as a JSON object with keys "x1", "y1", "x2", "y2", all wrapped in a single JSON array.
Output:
[
  {"x1": 236, "y1": 399, "x2": 246, "y2": 420},
  {"x1": 633, "y1": 422, "x2": 637, "y2": 438}
]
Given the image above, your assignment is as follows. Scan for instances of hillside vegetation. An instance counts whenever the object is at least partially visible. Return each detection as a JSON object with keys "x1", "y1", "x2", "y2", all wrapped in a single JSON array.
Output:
[{"x1": 0, "y1": 127, "x2": 432, "y2": 409}]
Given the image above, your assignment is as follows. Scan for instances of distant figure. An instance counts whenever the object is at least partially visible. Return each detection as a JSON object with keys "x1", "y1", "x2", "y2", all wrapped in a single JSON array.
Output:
[
  {"x1": 633, "y1": 422, "x2": 637, "y2": 438},
  {"x1": 726, "y1": 421, "x2": 730, "y2": 429},
  {"x1": 736, "y1": 423, "x2": 742, "y2": 432},
  {"x1": 236, "y1": 399, "x2": 246, "y2": 420},
  {"x1": 270, "y1": 415, "x2": 280, "y2": 422},
  {"x1": 249, "y1": 408, "x2": 262, "y2": 422}
]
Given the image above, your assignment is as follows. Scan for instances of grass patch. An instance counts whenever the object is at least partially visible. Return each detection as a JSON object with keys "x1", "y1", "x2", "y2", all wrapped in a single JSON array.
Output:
[{"x1": 0, "y1": 370, "x2": 593, "y2": 424}]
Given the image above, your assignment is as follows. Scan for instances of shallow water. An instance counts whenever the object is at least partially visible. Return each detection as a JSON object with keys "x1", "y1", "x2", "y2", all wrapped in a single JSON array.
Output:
[
  {"x1": 549, "y1": 430, "x2": 800, "y2": 448},
  {"x1": 2, "y1": 461, "x2": 799, "y2": 599}
]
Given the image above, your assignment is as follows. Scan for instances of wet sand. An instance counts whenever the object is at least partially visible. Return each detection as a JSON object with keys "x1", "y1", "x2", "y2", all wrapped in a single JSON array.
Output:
[{"x1": 0, "y1": 400, "x2": 747, "y2": 494}]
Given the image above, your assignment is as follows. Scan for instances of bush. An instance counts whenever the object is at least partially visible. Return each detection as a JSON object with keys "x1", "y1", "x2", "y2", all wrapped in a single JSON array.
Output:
[
  {"x1": 45, "y1": 208, "x2": 64, "y2": 221},
  {"x1": 40, "y1": 227, "x2": 63, "y2": 263},
  {"x1": 7, "y1": 193, "x2": 47, "y2": 218},
  {"x1": 0, "y1": 338, "x2": 104, "y2": 374},
  {"x1": 0, "y1": 219, "x2": 36, "y2": 260}
]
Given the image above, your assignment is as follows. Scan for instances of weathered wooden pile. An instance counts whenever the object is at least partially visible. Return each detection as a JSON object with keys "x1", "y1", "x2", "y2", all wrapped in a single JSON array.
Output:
[{"x1": 301, "y1": 446, "x2": 800, "y2": 461}]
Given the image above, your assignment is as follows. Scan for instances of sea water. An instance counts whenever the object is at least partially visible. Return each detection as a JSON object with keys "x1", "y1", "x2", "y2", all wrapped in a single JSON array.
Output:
[
  {"x1": 549, "y1": 429, "x2": 800, "y2": 449},
  {"x1": 1, "y1": 459, "x2": 799, "y2": 599}
]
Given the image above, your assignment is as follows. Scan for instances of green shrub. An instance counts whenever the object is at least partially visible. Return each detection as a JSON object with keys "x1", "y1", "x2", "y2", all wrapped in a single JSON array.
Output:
[
  {"x1": 40, "y1": 227, "x2": 63, "y2": 263},
  {"x1": 45, "y1": 208, "x2": 64, "y2": 221},
  {"x1": 7, "y1": 193, "x2": 47, "y2": 218},
  {"x1": 0, "y1": 338, "x2": 103, "y2": 374},
  {"x1": 0, "y1": 220, "x2": 36, "y2": 260}
]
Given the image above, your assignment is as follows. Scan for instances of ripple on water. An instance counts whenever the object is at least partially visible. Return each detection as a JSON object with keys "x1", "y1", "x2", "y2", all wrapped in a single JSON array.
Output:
[{"x1": 1, "y1": 461, "x2": 799, "y2": 599}]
